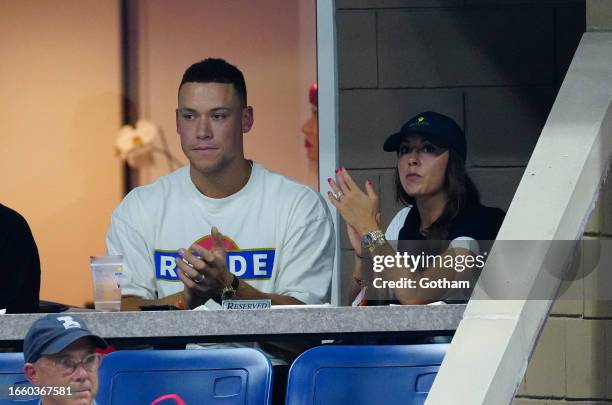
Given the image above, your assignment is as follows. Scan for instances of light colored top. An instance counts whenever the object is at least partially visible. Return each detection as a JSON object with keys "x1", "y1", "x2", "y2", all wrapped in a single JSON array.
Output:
[{"x1": 106, "y1": 162, "x2": 335, "y2": 306}]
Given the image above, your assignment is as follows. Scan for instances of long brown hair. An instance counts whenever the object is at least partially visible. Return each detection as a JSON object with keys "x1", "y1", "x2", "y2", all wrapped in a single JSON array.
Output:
[{"x1": 395, "y1": 149, "x2": 480, "y2": 239}]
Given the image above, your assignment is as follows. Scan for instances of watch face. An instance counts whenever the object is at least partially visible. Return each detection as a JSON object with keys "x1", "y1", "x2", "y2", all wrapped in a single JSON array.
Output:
[
  {"x1": 222, "y1": 289, "x2": 236, "y2": 301},
  {"x1": 361, "y1": 234, "x2": 373, "y2": 248}
]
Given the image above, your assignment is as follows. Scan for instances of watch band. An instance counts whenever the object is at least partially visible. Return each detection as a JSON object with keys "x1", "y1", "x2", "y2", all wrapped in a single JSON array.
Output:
[
  {"x1": 221, "y1": 274, "x2": 240, "y2": 301},
  {"x1": 232, "y1": 273, "x2": 240, "y2": 289}
]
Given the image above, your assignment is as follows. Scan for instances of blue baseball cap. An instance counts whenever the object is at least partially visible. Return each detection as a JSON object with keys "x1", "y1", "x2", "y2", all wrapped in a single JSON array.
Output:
[
  {"x1": 383, "y1": 111, "x2": 467, "y2": 161},
  {"x1": 23, "y1": 314, "x2": 107, "y2": 363}
]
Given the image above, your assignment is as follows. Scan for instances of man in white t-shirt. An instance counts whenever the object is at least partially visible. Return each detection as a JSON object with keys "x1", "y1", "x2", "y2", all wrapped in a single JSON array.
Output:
[{"x1": 106, "y1": 58, "x2": 334, "y2": 312}]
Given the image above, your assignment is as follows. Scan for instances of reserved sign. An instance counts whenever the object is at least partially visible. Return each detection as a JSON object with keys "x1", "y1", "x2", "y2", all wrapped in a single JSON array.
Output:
[{"x1": 222, "y1": 299, "x2": 272, "y2": 310}]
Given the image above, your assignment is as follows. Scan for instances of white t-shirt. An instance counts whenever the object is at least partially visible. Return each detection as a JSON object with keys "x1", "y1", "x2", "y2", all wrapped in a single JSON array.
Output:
[{"x1": 106, "y1": 162, "x2": 335, "y2": 305}]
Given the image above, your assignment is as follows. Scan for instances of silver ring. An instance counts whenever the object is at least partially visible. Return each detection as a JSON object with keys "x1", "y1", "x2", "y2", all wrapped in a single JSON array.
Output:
[
  {"x1": 193, "y1": 273, "x2": 205, "y2": 284},
  {"x1": 333, "y1": 190, "x2": 344, "y2": 201}
]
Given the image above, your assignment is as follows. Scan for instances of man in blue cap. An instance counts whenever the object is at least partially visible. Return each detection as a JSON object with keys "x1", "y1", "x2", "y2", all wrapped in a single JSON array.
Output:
[{"x1": 22, "y1": 314, "x2": 107, "y2": 405}]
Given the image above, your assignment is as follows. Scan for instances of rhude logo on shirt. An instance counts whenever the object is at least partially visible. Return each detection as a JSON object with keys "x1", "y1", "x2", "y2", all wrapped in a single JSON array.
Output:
[{"x1": 154, "y1": 234, "x2": 275, "y2": 281}]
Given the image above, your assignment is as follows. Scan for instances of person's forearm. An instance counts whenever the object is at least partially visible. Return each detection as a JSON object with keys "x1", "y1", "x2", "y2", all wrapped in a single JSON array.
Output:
[
  {"x1": 121, "y1": 292, "x2": 183, "y2": 311},
  {"x1": 350, "y1": 253, "x2": 370, "y2": 303},
  {"x1": 368, "y1": 243, "x2": 471, "y2": 305},
  {"x1": 122, "y1": 283, "x2": 306, "y2": 310},
  {"x1": 364, "y1": 243, "x2": 428, "y2": 304},
  {"x1": 235, "y1": 281, "x2": 304, "y2": 305}
]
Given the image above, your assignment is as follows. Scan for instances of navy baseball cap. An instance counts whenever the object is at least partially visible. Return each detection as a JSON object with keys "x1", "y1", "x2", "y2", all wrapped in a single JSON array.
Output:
[
  {"x1": 383, "y1": 111, "x2": 467, "y2": 160},
  {"x1": 23, "y1": 314, "x2": 107, "y2": 363}
]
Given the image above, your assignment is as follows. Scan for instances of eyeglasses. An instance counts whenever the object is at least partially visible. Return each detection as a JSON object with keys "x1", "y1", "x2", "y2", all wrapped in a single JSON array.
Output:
[{"x1": 47, "y1": 352, "x2": 102, "y2": 374}]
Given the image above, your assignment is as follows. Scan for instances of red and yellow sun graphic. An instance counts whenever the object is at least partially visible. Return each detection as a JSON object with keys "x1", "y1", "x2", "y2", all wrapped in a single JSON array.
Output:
[{"x1": 192, "y1": 234, "x2": 239, "y2": 252}]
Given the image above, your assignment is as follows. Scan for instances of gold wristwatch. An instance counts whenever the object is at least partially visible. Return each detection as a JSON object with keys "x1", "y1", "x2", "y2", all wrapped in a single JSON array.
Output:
[
  {"x1": 360, "y1": 229, "x2": 386, "y2": 253},
  {"x1": 221, "y1": 274, "x2": 240, "y2": 301}
]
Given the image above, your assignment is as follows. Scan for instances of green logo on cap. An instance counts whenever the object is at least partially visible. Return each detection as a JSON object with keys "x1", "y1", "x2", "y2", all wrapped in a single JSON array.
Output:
[{"x1": 409, "y1": 116, "x2": 429, "y2": 128}]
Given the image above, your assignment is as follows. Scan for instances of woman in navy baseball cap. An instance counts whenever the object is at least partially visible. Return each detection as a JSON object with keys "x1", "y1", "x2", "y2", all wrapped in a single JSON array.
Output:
[{"x1": 327, "y1": 111, "x2": 505, "y2": 305}]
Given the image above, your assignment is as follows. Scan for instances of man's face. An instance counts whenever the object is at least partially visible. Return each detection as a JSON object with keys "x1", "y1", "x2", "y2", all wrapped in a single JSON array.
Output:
[
  {"x1": 24, "y1": 338, "x2": 100, "y2": 405},
  {"x1": 176, "y1": 82, "x2": 253, "y2": 176}
]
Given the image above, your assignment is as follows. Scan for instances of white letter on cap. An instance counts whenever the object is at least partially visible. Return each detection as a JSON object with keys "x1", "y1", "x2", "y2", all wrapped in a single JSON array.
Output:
[{"x1": 57, "y1": 316, "x2": 81, "y2": 330}]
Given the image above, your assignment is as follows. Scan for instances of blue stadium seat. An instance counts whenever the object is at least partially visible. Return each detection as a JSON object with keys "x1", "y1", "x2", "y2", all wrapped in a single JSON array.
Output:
[
  {"x1": 0, "y1": 353, "x2": 37, "y2": 404},
  {"x1": 97, "y1": 348, "x2": 273, "y2": 405},
  {"x1": 285, "y1": 344, "x2": 448, "y2": 405}
]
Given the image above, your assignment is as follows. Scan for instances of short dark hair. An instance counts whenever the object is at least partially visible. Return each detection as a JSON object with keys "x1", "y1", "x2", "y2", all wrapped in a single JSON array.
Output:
[
  {"x1": 179, "y1": 58, "x2": 247, "y2": 106},
  {"x1": 395, "y1": 149, "x2": 480, "y2": 240}
]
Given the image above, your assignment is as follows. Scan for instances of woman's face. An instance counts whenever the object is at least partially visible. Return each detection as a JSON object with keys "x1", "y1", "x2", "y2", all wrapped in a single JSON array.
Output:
[
  {"x1": 301, "y1": 105, "x2": 318, "y2": 162},
  {"x1": 397, "y1": 135, "x2": 449, "y2": 200}
]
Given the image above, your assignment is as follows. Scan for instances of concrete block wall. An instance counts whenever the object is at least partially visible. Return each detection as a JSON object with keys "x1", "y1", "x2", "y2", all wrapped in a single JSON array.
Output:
[
  {"x1": 588, "y1": 0, "x2": 612, "y2": 31},
  {"x1": 335, "y1": 0, "x2": 585, "y2": 305}
]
